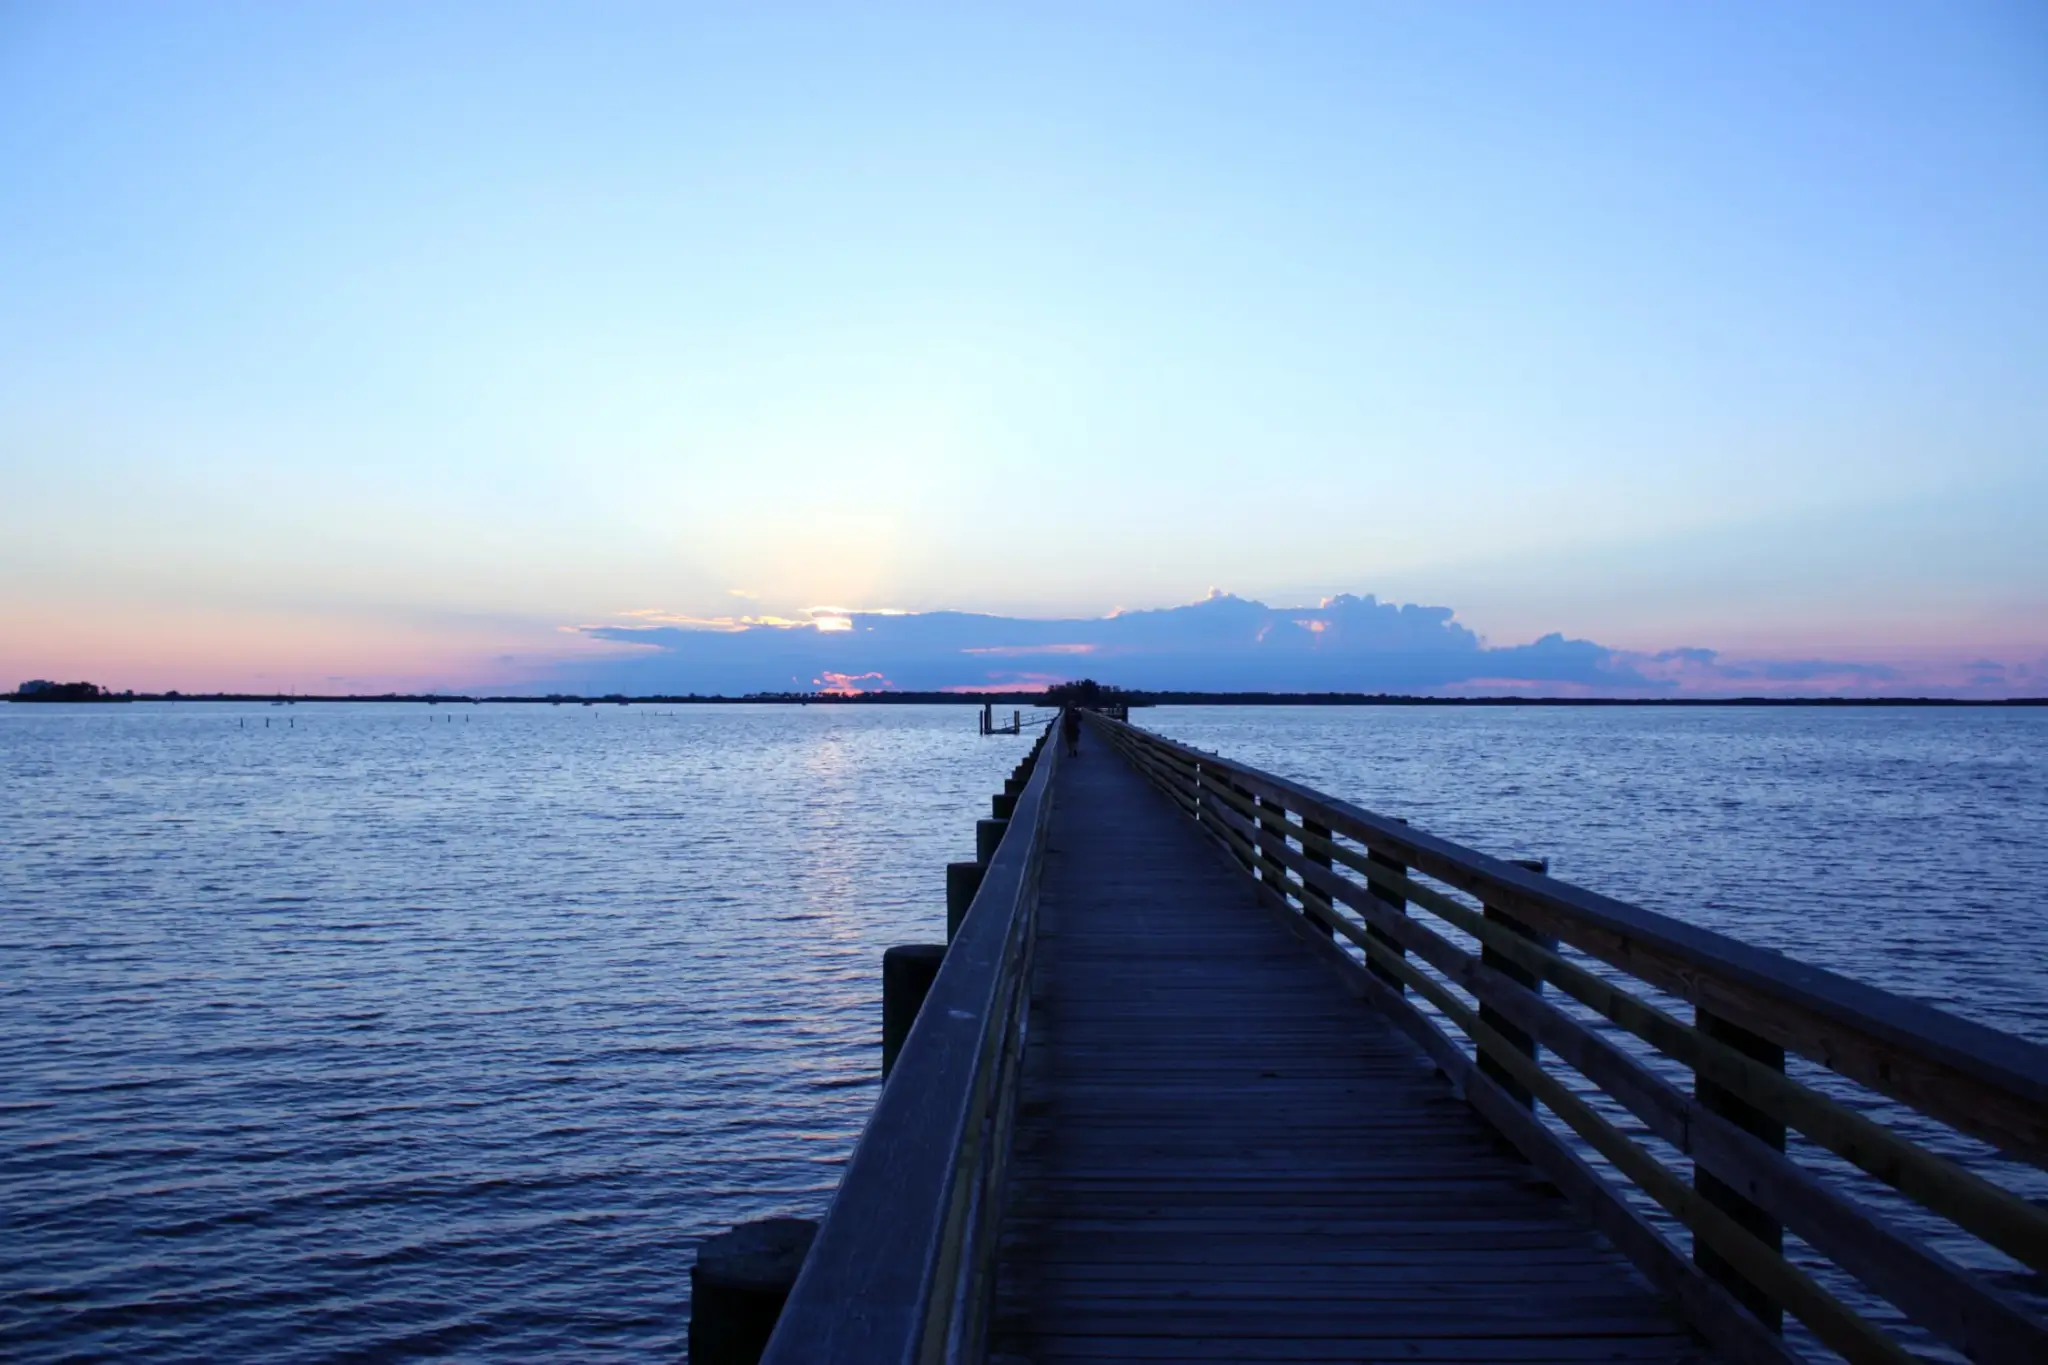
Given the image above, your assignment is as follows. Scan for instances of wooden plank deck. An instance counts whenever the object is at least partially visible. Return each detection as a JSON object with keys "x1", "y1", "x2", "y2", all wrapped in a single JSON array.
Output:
[{"x1": 990, "y1": 735, "x2": 1714, "y2": 1364}]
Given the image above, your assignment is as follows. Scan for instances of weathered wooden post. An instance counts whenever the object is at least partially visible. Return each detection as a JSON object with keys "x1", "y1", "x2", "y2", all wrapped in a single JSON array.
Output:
[
  {"x1": 1364, "y1": 819, "x2": 1410, "y2": 990},
  {"x1": 882, "y1": 944, "x2": 946, "y2": 1078},
  {"x1": 688, "y1": 1217, "x2": 818, "y2": 1364},
  {"x1": 1477, "y1": 858, "x2": 1552, "y2": 1106},
  {"x1": 1301, "y1": 817, "x2": 1335, "y2": 936},
  {"x1": 1220, "y1": 775, "x2": 1255, "y2": 873},
  {"x1": 1253, "y1": 795, "x2": 1291, "y2": 897},
  {"x1": 1695, "y1": 1008, "x2": 1786, "y2": 1331},
  {"x1": 975, "y1": 817, "x2": 1008, "y2": 866},
  {"x1": 946, "y1": 861, "x2": 985, "y2": 941}
]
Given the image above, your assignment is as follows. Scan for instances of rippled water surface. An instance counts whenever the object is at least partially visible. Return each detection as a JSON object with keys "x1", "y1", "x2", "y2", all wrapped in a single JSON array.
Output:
[
  {"x1": 5, "y1": 702, "x2": 2045, "y2": 1361},
  {"x1": 2, "y1": 703, "x2": 1032, "y2": 1362}
]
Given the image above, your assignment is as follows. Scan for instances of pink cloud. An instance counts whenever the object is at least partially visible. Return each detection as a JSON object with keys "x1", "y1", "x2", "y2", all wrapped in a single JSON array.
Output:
[{"x1": 814, "y1": 670, "x2": 891, "y2": 696}]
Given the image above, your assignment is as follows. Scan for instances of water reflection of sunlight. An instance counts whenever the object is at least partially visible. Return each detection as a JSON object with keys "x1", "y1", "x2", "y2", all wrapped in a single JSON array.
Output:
[{"x1": 791, "y1": 717, "x2": 874, "y2": 948}]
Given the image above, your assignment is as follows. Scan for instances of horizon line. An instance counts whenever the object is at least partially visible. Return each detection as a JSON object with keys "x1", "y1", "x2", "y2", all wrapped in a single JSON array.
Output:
[{"x1": 11, "y1": 690, "x2": 2048, "y2": 709}]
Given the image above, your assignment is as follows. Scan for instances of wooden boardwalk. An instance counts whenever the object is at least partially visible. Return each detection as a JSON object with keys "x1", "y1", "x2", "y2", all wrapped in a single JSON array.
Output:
[{"x1": 991, "y1": 736, "x2": 1711, "y2": 1364}]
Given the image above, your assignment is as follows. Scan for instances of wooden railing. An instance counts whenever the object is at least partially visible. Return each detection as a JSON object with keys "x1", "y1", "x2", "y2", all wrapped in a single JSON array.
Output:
[
  {"x1": 762, "y1": 726, "x2": 1059, "y2": 1365},
  {"x1": 1087, "y1": 712, "x2": 2048, "y2": 1365}
]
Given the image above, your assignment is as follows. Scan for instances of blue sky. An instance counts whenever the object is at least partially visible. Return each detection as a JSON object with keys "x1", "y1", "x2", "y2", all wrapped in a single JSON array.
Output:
[{"x1": 1, "y1": 3, "x2": 2043, "y2": 694}]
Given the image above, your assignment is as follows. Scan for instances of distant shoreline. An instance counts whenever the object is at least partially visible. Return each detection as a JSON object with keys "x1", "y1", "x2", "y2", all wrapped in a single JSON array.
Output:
[{"x1": 9, "y1": 691, "x2": 2045, "y2": 708}]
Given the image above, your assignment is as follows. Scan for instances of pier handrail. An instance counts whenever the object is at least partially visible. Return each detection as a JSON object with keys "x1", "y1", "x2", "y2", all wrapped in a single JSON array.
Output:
[
  {"x1": 1088, "y1": 711, "x2": 2048, "y2": 1365},
  {"x1": 763, "y1": 724, "x2": 1059, "y2": 1364}
]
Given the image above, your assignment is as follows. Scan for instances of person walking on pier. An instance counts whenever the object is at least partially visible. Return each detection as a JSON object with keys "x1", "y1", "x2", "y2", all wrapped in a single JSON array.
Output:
[{"x1": 1061, "y1": 705, "x2": 1081, "y2": 757}]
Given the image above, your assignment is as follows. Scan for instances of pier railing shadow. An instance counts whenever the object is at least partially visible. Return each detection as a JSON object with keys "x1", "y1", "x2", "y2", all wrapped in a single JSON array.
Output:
[{"x1": 1087, "y1": 711, "x2": 2047, "y2": 1365}]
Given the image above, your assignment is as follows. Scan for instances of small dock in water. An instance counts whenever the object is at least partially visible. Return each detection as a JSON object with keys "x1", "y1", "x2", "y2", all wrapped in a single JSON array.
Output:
[{"x1": 750, "y1": 712, "x2": 2048, "y2": 1365}]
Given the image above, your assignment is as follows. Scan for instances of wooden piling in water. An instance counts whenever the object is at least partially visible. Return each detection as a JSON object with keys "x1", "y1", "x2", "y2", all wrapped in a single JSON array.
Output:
[
  {"x1": 688, "y1": 1217, "x2": 817, "y2": 1365},
  {"x1": 946, "y1": 861, "x2": 984, "y2": 941},
  {"x1": 881, "y1": 944, "x2": 946, "y2": 1079}
]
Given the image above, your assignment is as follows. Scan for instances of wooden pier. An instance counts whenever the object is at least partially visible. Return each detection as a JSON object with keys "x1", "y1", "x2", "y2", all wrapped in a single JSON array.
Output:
[
  {"x1": 758, "y1": 713, "x2": 2048, "y2": 1365},
  {"x1": 990, "y1": 743, "x2": 1705, "y2": 1361}
]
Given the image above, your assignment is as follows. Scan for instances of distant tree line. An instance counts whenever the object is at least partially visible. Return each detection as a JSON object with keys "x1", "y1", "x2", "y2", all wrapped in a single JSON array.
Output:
[{"x1": 9, "y1": 681, "x2": 132, "y2": 702}]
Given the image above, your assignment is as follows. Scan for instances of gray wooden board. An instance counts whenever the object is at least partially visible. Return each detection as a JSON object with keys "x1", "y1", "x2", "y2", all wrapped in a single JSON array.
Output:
[{"x1": 989, "y1": 740, "x2": 1712, "y2": 1363}]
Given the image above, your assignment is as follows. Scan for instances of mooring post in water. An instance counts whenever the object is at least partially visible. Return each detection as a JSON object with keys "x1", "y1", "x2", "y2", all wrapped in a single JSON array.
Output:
[
  {"x1": 881, "y1": 943, "x2": 946, "y2": 1078},
  {"x1": 1694, "y1": 1007, "x2": 1787, "y2": 1331},
  {"x1": 975, "y1": 817, "x2": 1008, "y2": 865},
  {"x1": 946, "y1": 861, "x2": 985, "y2": 941},
  {"x1": 687, "y1": 1217, "x2": 817, "y2": 1365},
  {"x1": 1477, "y1": 858, "x2": 1552, "y2": 1107}
]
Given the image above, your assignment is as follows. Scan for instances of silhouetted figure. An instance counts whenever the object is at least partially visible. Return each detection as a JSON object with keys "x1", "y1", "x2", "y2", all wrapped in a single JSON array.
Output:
[{"x1": 1062, "y1": 705, "x2": 1081, "y2": 757}]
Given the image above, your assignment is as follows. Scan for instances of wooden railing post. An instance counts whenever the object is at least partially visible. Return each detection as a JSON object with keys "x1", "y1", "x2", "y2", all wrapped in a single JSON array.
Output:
[
  {"x1": 1215, "y1": 775, "x2": 1253, "y2": 872},
  {"x1": 1365, "y1": 821, "x2": 1409, "y2": 990},
  {"x1": 1253, "y1": 795, "x2": 1291, "y2": 897},
  {"x1": 1695, "y1": 1007, "x2": 1787, "y2": 1332},
  {"x1": 1301, "y1": 818, "x2": 1335, "y2": 936},
  {"x1": 1477, "y1": 857, "x2": 1552, "y2": 1107}
]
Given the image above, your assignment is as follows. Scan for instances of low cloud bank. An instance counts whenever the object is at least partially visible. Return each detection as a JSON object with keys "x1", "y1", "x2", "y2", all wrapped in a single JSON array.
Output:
[{"x1": 557, "y1": 591, "x2": 2039, "y2": 698}]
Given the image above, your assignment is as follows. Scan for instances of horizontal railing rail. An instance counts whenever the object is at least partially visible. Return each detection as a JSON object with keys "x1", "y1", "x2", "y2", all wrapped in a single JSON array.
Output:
[
  {"x1": 763, "y1": 724, "x2": 1059, "y2": 1365},
  {"x1": 1087, "y1": 712, "x2": 2048, "y2": 1365}
]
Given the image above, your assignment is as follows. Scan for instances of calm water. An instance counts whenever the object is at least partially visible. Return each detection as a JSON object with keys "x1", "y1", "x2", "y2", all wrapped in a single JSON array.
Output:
[
  {"x1": 2, "y1": 703, "x2": 1032, "y2": 1362},
  {"x1": 4, "y1": 703, "x2": 2044, "y2": 1361}
]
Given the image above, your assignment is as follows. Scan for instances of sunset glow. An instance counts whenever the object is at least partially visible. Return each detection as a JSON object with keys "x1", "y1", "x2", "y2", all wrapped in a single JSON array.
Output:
[{"x1": 1, "y1": 4, "x2": 2040, "y2": 696}]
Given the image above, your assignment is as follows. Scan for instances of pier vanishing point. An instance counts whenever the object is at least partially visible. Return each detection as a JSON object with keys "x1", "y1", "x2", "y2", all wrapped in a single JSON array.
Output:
[{"x1": 725, "y1": 711, "x2": 2048, "y2": 1365}]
